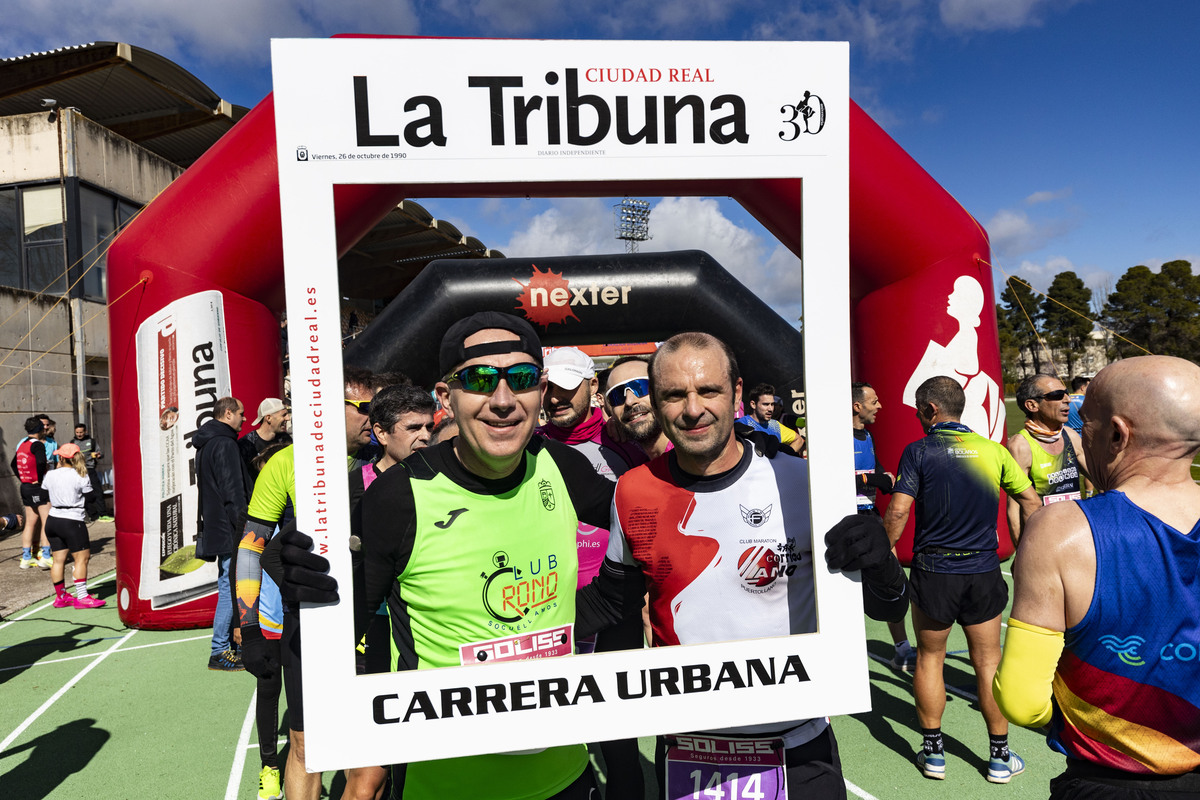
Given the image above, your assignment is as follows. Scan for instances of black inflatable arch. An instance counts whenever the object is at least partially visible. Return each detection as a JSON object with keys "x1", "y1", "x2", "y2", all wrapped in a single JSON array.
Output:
[{"x1": 344, "y1": 250, "x2": 804, "y2": 398}]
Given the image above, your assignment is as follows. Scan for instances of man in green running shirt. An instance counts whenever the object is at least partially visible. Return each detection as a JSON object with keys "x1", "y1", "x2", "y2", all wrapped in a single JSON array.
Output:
[
  {"x1": 1005, "y1": 373, "x2": 1090, "y2": 543},
  {"x1": 359, "y1": 312, "x2": 619, "y2": 799}
]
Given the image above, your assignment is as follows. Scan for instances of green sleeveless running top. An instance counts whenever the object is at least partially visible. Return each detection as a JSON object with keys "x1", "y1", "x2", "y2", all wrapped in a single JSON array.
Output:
[
  {"x1": 1018, "y1": 429, "x2": 1082, "y2": 503},
  {"x1": 380, "y1": 441, "x2": 588, "y2": 799}
]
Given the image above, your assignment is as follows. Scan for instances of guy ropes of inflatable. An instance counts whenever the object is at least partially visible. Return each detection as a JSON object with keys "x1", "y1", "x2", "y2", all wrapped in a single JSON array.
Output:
[{"x1": 106, "y1": 42, "x2": 1004, "y2": 630}]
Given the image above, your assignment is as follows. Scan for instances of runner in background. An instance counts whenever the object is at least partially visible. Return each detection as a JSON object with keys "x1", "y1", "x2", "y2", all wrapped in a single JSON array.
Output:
[
  {"x1": 852, "y1": 381, "x2": 914, "y2": 673},
  {"x1": 42, "y1": 444, "x2": 104, "y2": 608},
  {"x1": 884, "y1": 376, "x2": 1041, "y2": 784},
  {"x1": 1066, "y1": 375, "x2": 1089, "y2": 435},
  {"x1": 242, "y1": 442, "x2": 291, "y2": 800},
  {"x1": 13, "y1": 417, "x2": 53, "y2": 569},
  {"x1": 1006, "y1": 373, "x2": 1089, "y2": 544}
]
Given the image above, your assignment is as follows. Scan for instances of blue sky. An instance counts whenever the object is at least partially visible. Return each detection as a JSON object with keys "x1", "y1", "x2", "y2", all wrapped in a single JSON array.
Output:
[{"x1": 5, "y1": 0, "x2": 1198, "y2": 324}]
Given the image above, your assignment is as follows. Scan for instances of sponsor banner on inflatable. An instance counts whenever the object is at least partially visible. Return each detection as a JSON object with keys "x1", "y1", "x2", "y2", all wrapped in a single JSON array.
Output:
[
  {"x1": 134, "y1": 290, "x2": 229, "y2": 608},
  {"x1": 272, "y1": 37, "x2": 856, "y2": 769}
]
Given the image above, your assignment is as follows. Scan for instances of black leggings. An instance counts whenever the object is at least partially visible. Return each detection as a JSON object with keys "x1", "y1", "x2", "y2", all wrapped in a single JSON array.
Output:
[{"x1": 256, "y1": 638, "x2": 283, "y2": 768}]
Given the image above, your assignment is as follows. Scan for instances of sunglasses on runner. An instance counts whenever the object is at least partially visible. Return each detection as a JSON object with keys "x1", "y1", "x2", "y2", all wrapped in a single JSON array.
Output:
[
  {"x1": 345, "y1": 399, "x2": 371, "y2": 415},
  {"x1": 1035, "y1": 389, "x2": 1068, "y2": 402},
  {"x1": 443, "y1": 363, "x2": 543, "y2": 393},
  {"x1": 605, "y1": 377, "x2": 651, "y2": 408}
]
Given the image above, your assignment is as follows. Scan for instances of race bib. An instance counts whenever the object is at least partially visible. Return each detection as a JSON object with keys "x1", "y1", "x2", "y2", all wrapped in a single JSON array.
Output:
[
  {"x1": 1043, "y1": 491, "x2": 1082, "y2": 505},
  {"x1": 666, "y1": 735, "x2": 786, "y2": 800}
]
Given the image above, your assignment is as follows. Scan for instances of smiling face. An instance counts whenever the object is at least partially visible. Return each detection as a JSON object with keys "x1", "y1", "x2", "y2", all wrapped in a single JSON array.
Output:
[
  {"x1": 264, "y1": 408, "x2": 292, "y2": 436},
  {"x1": 651, "y1": 344, "x2": 742, "y2": 475},
  {"x1": 542, "y1": 376, "x2": 595, "y2": 429},
  {"x1": 604, "y1": 359, "x2": 660, "y2": 444},
  {"x1": 435, "y1": 328, "x2": 542, "y2": 480}
]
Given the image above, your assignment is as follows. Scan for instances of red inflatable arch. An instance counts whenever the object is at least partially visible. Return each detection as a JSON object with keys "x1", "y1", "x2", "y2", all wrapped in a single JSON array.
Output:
[{"x1": 108, "y1": 89, "x2": 1005, "y2": 629}]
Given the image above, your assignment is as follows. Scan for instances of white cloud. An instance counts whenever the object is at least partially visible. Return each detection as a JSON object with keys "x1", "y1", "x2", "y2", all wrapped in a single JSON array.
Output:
[
  {"x1": 939, "y1": 0, "x2": 1067, "y2": 32},
  {"x1": 1009, "y1": 255, "x2": 1078, "y2": 292},
  {"x1": 498, "y1": 196, "x2": 802, "y2": 326},
  {"x1": 751, "y1": 1, "x2": 929, "y2": 63},
  {"x1": 500, "y1": 198, "x2": 615, "y2": 258},
  {"x1": 1025, "y1": 188, "x2": 1072, "y2": 205},
  {"x1": 984, "y1": 203, "x2": 1078, "y2": 260},
  {"x1": 430, "y1": 0, "x2": 570, "y2": 36}
]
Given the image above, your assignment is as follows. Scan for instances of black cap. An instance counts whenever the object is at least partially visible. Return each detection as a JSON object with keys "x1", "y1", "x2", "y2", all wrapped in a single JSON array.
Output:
[{"x1": 438, "y1": 311, "x2": 544, "y2": 377}]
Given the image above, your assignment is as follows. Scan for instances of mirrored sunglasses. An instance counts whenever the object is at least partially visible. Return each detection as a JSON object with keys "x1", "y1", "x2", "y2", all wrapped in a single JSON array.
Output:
[
  {"x1": 605, "y1": 377, "x2": 651, "y2": 408},
  {"x1": 444, "y1": 363, "x2": 543, "y2": 394}
]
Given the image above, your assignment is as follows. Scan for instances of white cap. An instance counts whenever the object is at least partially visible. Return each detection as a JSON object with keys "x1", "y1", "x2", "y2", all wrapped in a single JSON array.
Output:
[
  {"x1": 543, "y1": 347, "x2": 595, "y2": 390},
  {"x1": 253, "y1": 397, "x2": 287, "y2": 426}
]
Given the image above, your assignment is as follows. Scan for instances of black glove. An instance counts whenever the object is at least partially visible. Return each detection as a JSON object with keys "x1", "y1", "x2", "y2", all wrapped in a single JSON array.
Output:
[
  {"x1": 825, "y1": 514, "x2": 892, "y2": 573},
  {"x1": 824, "y1": 514, "x2": 908, "y2": 622},
  {"x1": 858, "y1": 470, "x2": 894, "y2": 494},
  {"x1": 240, "y1": 624, "x2": 278, "y2": 680},
  {"x1": 262, "y1": 524, "x2": 340, "y2": 605}
]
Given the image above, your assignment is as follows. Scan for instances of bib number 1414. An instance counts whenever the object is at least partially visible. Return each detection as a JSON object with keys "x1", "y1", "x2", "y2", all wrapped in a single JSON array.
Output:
[{"x1": 688, "y1": 768, "x2": 776, "y2": 799}]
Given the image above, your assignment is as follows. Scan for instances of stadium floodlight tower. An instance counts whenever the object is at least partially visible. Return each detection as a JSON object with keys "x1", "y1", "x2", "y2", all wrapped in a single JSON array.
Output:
[{"x1": 614, "y1": 197, "x2": 651, "y2": 253}]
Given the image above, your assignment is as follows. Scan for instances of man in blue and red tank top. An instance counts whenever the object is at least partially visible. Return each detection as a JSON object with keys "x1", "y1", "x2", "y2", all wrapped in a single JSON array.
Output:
[
  {"x1": 11, "y1": 416, "x2": 52, "y2": 569},
  {"x1": 995, "y1": 355, "x2": 1200, "y2": 799}
]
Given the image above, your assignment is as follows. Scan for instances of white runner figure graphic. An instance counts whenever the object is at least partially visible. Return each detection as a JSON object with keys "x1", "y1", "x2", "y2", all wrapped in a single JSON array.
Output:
[{"x1": 902, "y1": 275, "x2": 1006, "y2": 441}]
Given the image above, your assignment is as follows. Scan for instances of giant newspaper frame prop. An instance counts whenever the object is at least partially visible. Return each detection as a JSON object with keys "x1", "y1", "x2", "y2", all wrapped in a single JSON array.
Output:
[{"x1": 273, "y1": 37, "x2": 861, "y2": 770}]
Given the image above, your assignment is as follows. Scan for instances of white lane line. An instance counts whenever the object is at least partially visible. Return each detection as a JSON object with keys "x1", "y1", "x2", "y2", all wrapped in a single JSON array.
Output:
[
  {"x1": 845, "y1": 779, "x2": 882, "y2": 799},
  {"x1": 867, "y1": 651, "x2": 979, "y2": 702},
  {"x1": 0, "y1": 627, "x2": 137, "y2": 756},
  {"x1": 0, "y1": 573, "x2": 116, "y2": 633},
  {"x1": 0, "y1": 633, "x2": 210, "y2": 673},
  {"x1": 226, "y1": 689, "x2": 258, "y2": 800},
  {"x1": 114, "y1": 634, "x2": 211, "y2": 653}
]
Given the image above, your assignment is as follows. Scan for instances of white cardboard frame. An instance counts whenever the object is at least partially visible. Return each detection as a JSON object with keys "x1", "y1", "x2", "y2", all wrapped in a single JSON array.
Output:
[{"x1": 272, "y1": 37, "x2": 859, "y2": 771}]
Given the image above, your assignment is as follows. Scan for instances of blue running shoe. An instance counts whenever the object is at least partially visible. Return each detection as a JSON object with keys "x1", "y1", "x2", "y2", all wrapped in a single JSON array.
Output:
[
  {"x1": 917, "y1": 750, "x2": 946, "y2": 780},
  {"x1": 987, "y1": 751, "x2": 1025, "y2": 784}
]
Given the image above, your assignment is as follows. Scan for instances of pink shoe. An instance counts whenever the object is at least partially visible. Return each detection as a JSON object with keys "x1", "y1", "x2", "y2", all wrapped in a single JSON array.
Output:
[
  {"x1": 53, "y1": 594, "x2": 76, "y2": 608},
  {"x1": 73, "y1": 594, "x2": 106, "y2": 609}
]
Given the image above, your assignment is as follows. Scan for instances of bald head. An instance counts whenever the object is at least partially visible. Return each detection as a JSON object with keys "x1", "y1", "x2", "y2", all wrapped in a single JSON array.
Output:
[{"x1": 1084, "y1": 356, "x2": 1200, "y2": 485}]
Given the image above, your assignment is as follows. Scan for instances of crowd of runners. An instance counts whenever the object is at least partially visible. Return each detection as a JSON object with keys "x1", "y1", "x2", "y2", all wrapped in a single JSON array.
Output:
[{"x1": 183, "y1": 309, "x2": 1197, "y2": 800}]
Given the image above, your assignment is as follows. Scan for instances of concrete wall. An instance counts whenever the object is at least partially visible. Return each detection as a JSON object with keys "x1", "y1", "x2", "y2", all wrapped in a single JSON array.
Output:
[
  {"x1": 0, "y1": 111, "x2": 181, "y2": 198},
  {"x1": 0, "y1": 113, "x2": 62, "y2": 184},
  {"x1": 67, "y1": 113, "x2": 181, "y2": 203}
]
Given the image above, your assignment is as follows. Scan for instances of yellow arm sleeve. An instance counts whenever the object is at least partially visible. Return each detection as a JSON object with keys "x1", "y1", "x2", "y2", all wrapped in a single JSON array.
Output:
[
  {"x1": 992, "y1": 617, "x2": 1064, "y2": 728},
  {"x1": 778, "y1": 424, "x2": 796, "y2": 445}
]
